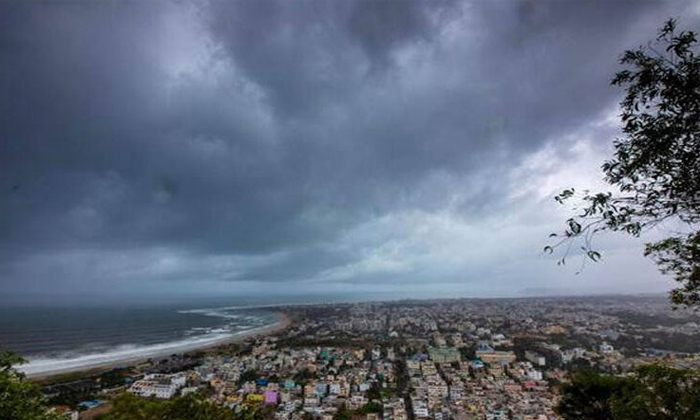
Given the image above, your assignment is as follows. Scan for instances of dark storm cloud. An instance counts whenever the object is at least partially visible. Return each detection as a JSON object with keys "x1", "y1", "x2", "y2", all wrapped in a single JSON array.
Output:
[
  {"x1": 206, "y1": 0, "x2": 667, "y2": 186},
  {"x1": 0, "y1": 1, "x2": 313, "y2": 257},
  {"x1": 0, "y1": 0, "x2": 696, "y2": 295}
]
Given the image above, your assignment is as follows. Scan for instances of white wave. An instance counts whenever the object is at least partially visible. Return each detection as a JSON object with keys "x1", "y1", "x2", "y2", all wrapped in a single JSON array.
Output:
[
  {"x1": 19, "y1": 323, "x2": 274, "y2": 378},
  {"x1": 178, "y1": 305, "x2": 254, "y2": 314},
  {"x1": 177, "y1": 308, "x2": 244, "y2": 320},
  {"x1": 209, "y1": 328, "x2": 230, "y2": 334}
]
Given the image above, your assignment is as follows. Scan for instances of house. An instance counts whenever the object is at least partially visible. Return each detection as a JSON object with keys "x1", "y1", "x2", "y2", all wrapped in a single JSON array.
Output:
[{"x1": 128, "y1": 373, "x2": 186, "y2": 399}]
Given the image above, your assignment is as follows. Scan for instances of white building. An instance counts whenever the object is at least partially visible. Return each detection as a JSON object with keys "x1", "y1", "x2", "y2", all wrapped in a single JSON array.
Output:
[
  {"x1": 412, "y1": 399, "x2": 430, "y2": 419},
  {"x1": 527, "y1": 369, "x2": 543, "y2": 381},
  {"x1": 599, "y1": 342, "x2": 615, "y2": 354},
  {"x1": 525, "y1": 350, "x2": 546, "y2": 366},
  {"x1": 129, "y1": 373, "x2": 186, "y2": 399}
]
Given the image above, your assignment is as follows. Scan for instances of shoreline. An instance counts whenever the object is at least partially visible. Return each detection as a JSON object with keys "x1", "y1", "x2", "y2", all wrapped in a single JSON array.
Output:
[{"x1": 26, "y1": 312, "x2": 291, "y2": 381}]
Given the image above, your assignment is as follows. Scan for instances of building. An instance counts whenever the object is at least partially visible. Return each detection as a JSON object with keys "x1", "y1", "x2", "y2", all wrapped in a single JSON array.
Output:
[
  {"x1": 475, "y1": 349, "x2": 516, "y2": 365},
  {"x1": 428, "y1": 346, "x2": 461, "y2": 363},
  {"x1": 264, "y1": 390, "x2": 279, "y2": 405},
  {"x1": 247, "y1": 393, "x2": 265, "y2": 403},
  {"x1": 128, "y1": 373, "x2": 186, "y2": 399},
  {"x1": 525, "y1": 351, "x2": 546, "y2": 366},
  {"x1": 527, "y1": 369, "x2": 543, "y2": 381},
  {"x1": 600, "y1": 342, "x2": 615, "y2": 354}
]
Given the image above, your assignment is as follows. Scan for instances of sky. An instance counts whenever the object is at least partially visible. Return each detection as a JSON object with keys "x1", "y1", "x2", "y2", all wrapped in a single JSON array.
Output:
[{"x1": 1, "y1": 0, "x2": 698, "y2": 303}]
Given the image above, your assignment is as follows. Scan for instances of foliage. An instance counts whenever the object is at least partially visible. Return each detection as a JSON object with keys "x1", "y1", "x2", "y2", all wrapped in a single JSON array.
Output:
[
  {"x1": 557, "y1": 365, "x2": 700, "y2": 420},
  {"x1": 458, "y1": 344, "x2": 476, "y2": 360},
  {"x1": 99, "y1": 393, "x2": 169, "y2": 420},
  {"x1": 46, "y1": 386, "x2": 97, "y2": 410},
  {"x1": 0, "y1": 348, "x2": 62, "y2": 420},
  {"x1": 547, "y1": 19, "x2": 700, "y2": 305},
  {"x1": 238, "y1": 369, "x2": 259, "y2": 386},
  {"x1": 99, "y1": 393, "x2": 274, "y2": 420},
  {"x1": 557, "y1": 369, "x2": 635, "y2": 420},
  {"x1": 612, "y1": 364, "x2": 700, "y2": 420},
  {"x1": 356, "y1": 401, "x2": 383, "y2": 414},
  {"x1": 366, "y1": 381, "x2": 382, "y2": 401},
  {"x1": 292, "y1": 368, "x2": 316, "y2": 384},
  {"x1": 334, "y1": 403, "x2": 352, "y2": 420},
  {"x1": 43, "y1": 369, "x2": 131, "y2": 408}
]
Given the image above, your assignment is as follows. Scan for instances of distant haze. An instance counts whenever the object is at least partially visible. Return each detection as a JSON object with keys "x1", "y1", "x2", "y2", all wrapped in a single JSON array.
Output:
[{"x1": 1, "y1": 0, "x2": 696, "y2": 302}]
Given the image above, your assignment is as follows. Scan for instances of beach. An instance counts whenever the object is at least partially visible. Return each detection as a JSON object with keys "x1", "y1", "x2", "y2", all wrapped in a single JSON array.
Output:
[{"x1": 24, "y1": 312, "x2": 291, "y2": 380}]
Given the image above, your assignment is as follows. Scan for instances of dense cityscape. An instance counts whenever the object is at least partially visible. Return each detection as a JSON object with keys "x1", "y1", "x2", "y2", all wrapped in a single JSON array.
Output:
[{"x1": 43, "y1": 296, "x2": 700, "y2": 420}]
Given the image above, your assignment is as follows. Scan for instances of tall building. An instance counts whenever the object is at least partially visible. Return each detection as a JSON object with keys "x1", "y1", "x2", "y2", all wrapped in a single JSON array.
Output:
[{"x1": 428, "y1": 346, "x2": 461, "y2": 363}]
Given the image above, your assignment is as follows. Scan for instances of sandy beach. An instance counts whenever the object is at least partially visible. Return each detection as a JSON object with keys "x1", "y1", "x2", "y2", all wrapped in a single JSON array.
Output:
[{"x1": 26, "y1": 312, "x2": 291, "y2": 381}]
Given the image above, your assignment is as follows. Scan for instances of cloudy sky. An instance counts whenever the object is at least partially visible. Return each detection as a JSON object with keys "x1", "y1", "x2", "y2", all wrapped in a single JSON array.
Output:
[{"x1": 1, "y1": 0, "x2": 698, "y2": 303}]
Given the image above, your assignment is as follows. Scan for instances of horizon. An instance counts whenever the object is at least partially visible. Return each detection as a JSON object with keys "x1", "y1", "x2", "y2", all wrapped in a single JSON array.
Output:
[{"x1": 0, "y1": 289, "x2": 670, "y2": 309}]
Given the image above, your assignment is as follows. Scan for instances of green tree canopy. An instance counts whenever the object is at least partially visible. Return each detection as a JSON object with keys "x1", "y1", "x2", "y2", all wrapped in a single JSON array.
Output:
[
  {"x1": 558, "y1": 365, "x2": 700, "y2": 420},
  {"x1": 0, "y1": 348, "x2": 61, "y2": 420},
  {"x1": 548, "y1": 19, "x2": 700, "y2": 306},
  {"x1": 99, "y1": 393, "x2": 277, "y2": 420},
  {"x1": 557, "y1": 369, "x2": 635, "y2": 420}
]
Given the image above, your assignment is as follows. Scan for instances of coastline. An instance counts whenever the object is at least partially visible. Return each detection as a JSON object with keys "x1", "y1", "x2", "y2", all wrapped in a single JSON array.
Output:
[{"x1": 26, "y1": 311, "x2": 291, "y2": 381}]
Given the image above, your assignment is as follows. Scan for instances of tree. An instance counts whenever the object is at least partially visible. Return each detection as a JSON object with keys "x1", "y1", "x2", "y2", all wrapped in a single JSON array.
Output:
[
  {"x1": 98, "y1": 393, "x2": 168, "y2": 420},
  {"x1": 0, "y1": 348, "x2": 61, "y2": 420},
  {"x1": 557, "y1": 369, "x2": 636, "y2": 420},
  {"x1": 356, "y1": 401, "x2": 383, "y2": 415},
  {"x1": 366, "y1": 380, "x2": 382, "y2": 401},
  {"x1": 237, "y1": 369, "x2": 259, "y2": 386},
  {"x1": 334, "y1": 403, "x2": 352, "y2": 420},
  {"x1": 610, "y1": 365, "x2": 700, "y2": 420},
  {"x1": 101, "y1": 393, "x2": 241, "y2": 420},
  {"x1": 557, "y1": 365, "x2": 700, "y2": 420},
  {"x1": 547, "y1": 19, "x2": 700, "y2": 306}
]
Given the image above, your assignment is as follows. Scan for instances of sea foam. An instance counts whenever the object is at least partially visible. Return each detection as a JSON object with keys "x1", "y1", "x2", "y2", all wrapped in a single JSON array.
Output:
[{"x1": 18, "y1": 307, "x2": 276, "y2": 378}]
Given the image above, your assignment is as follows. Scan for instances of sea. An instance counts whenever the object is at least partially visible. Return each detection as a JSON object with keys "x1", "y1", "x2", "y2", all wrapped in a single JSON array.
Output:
[
  {"x1": 0, "y1": 297, "x2": 293, "y2": 377},
  {"x1": 0, "y1": 292, "x2": 416, "y2": 377}
]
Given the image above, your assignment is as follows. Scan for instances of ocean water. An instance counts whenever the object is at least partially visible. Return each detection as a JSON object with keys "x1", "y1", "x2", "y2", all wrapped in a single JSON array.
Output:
[
  {"x1": 0, "y1": 300, "x2": 281, "y2": 377},
  {"x1": 0, "y1": 292, "x2": 406, "y2": 376}
]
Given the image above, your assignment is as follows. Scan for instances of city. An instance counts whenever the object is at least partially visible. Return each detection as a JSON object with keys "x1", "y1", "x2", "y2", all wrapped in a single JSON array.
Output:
[{"x1": 43, "y1": 296, "x2": 700, "y2": 419}]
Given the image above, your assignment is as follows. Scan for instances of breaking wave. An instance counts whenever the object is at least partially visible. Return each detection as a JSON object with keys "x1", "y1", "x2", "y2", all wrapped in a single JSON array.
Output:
[{"x1": 18, "y1": 307, "x2": 278, "y2": 378}]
